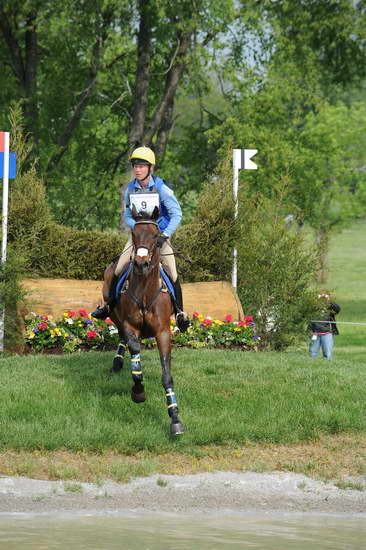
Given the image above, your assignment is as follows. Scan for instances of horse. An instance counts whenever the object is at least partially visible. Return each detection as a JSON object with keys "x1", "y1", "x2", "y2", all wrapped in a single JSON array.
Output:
[{"x1": 103, "y1": 205, "x2": 185, "y2": 436}]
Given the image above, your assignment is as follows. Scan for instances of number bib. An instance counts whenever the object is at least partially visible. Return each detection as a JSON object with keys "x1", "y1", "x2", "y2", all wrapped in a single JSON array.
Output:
[{"x1": 129, "y1": 192, "x2": 160, "y2": 216}]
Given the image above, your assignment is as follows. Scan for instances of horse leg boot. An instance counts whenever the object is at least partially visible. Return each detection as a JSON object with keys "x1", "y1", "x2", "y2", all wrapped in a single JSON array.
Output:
[
  {"x1": 111, "y1": 338, "x2": 127, "y2": 374},
  {"x1": 157, "y1": 332, "x2": 185, "y2": 435},
  {"x1": 127, "y1": 333, "x2": 146, "y2": 403},
  {"x1": 172, "y1": 278, "x2": 190, "y2": 332},
  {"x1": 163, "y1": 374, "x2": 185, "y2": 436},
  {"x1": 92, "y1": 273, "x2": 119, "y2": 320}
]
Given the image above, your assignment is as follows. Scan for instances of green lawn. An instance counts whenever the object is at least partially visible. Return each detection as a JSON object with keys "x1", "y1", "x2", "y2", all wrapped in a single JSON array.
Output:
[{"x1": 0, "y1": 346, "x2": 366, "y2": 452}]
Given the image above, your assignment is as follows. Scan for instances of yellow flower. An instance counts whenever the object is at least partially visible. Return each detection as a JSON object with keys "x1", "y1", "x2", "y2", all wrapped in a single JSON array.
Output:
[
  {"x1": 50, "y1": 329, "x2": 55, "y2": 337},
  {"x1": 64, "y1": 332, "x2": 69, "y2": 338},
  {"x1": 234, "y1": 327, "x2": 241, "y2": 332},
  {"x1": 28, "y1": 332, "x2": 35, "y2": 339}
]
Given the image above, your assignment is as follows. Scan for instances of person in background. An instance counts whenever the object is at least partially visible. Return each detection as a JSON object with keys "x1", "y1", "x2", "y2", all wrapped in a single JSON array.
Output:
[{"x1": 309, "y1": 292, "x2": 341, "y2": 360}]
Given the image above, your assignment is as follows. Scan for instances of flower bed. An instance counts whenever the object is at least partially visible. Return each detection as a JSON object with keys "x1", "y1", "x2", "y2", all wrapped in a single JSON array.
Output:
[{"x1": 24, "y1": 311, "x2": 258, "y2": 353}]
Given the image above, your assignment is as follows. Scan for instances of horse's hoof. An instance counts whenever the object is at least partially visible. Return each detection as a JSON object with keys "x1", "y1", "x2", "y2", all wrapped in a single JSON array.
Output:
[
  {"x1": 170, "y1": 421, "x2": 185, "y2": 436},
  {"x1": 131, "y1": 391, "x2": 146, "y2": 403}
]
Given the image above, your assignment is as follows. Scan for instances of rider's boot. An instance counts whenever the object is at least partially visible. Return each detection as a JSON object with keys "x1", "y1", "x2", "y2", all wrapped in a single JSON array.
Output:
[
  {"x1": 172, "y1": 278, "x2": 190, "y2": 332},
  {"x1": 91, "y1": 273, "x2": 119, "y2": 320}
]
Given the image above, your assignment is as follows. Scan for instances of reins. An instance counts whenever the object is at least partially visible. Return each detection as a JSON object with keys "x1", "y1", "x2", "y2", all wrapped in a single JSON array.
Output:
[{"x1": 127, "y1": 219, "x2": 163, "y2": 313}]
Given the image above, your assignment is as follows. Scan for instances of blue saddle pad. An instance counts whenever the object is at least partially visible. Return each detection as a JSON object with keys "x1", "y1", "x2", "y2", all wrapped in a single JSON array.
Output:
[
  {"x1": 114, "y1": 264, "x2": 176, "y2": 302},
  {"x1": 115, "y1": 263, "x2": 132, "y2": 299},
  {"x1": 160, "y1": 267, "x2": 176, "y2": 301}
]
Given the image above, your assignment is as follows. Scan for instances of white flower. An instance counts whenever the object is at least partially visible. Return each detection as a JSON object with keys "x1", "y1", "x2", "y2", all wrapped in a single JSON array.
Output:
[
  {"x1": 109, "y1": 326, "x2": 118, "y2": 335},
  {"x1": 66, "y1": 318, "x2": 74, "y2": 325}
]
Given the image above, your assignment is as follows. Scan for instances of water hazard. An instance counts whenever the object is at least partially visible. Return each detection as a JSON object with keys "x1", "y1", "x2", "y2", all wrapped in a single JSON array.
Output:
[{"x1": 1, "y1": 511, "x2": 366, "y2": 549}]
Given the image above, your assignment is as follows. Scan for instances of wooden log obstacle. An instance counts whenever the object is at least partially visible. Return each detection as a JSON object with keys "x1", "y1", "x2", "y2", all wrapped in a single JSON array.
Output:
[{"x1": 22, "y1": 278, "x2": 244, "y2": 321}]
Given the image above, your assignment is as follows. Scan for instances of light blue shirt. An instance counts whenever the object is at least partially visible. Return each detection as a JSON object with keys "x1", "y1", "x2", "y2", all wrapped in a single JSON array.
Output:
[{"x1": 124, "y1": 176, "x2": 182, "y2": 237}]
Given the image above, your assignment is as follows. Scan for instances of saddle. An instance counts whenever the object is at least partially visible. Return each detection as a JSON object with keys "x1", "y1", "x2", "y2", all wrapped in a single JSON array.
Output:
[{"x1": 114, "y1": 262, "x2": 176, "y2": 302}]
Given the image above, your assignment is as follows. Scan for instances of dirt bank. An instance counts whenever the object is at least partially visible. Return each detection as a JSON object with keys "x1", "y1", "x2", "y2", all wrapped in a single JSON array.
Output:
[{"x1": 1, "y1": 471, "x2": 366, "y2": 516}]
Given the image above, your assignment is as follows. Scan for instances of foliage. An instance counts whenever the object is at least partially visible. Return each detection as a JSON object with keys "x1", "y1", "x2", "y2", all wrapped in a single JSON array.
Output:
[
  {"x1": 36, "y1": 222, "x2": 124, "y2": 280},
  {"x1": 172, "y1": 313, "x2": 258, "y2": 350},
  {"x1": 0, "y1": 249, "x2": 27, "y2": 351},
  {"x1": 0, "y1": 0, "x2": 240, "y2": 230},
  {"x1": 24, "y1": 310, "x2": 119, "y2": 353},
  {"x1": 7, "y1": 104, "x2": 125, "y2": 280},
  {"x1": 24, "y1": 310, "x2": 258, "y2": 353},
  {"x1": 237, "y1": 184, "x2": 319, "y2": 350},
  {"x1": 174, "y1": 153, "x2": 239, "y2": 282}
]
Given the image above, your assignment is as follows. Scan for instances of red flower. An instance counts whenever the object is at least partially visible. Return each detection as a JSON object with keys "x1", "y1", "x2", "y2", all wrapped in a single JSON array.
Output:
[
  {"x1": 67, "y1": 311, "x2": 76, "y2": 317},
  {"x1": 40, "y1": 314, "x2": 49, "y2": 321},
  {"x1": 224, "y1": 314, "x2": 233, "y2": 323},
  {"x1": 193, "y1": 312, "x2": 199, "y2": 319},
  {"x1": 38, "y1": 322, "x2": 48, "y2": 331},
  {"x1": 86, "y1": 330, "x2": 98, "y2": 339},
  {"x1": 237, "y1": 321, "x2": 247, "y2": 327},
  {"x1": 244, "y1": 315, "x2": 253, "y2": 322},
  {"x1": 202, "y1": 319, "x2": 213, "y2": 326},
  {"x1": 78, "y1": 309, "x2": 88, "y2": 317},
  {"x1": 104, "y1": 318, "x2": 113, "y2": 324}
]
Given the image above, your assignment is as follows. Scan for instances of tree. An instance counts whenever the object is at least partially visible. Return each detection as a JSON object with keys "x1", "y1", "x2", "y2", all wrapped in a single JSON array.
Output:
[{"x1": 0, "y1": 0, "x2": 238, "y2": 229}]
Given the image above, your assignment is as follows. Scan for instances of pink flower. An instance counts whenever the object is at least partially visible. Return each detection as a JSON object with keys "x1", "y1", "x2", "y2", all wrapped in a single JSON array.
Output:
[
  {"x1": 202, "y1": 319, "x2": 213, "y2": 326},
  {"x1": 244, "y1": 315, "x2": 253, "y2": 322},
  {"x1": 40, "y1": 314, "x2": 49, "y2": 321},
  {"x1": 224, "y1": 314, "x2": 233, "y2": 323},
  {"x1": 78, "y1": 309, "x2": 88, "y2": 317},
  {"x1": 86, "y1": 330, "x2": 97, "y2": 339},
  {"x1": 67, "y1": 311, "x2": 76, "y2": 318},
  {"x1": 193, "y1": 312, "x2": 199, "y2": 319},
  {"x1": 237, "y1": 321, "x2": 247, "y2": 327}
]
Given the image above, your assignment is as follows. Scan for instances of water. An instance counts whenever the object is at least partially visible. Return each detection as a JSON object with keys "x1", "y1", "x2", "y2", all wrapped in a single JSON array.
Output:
[{"x1": 0, "y1": 512, "x2": 366, "y2": 549}]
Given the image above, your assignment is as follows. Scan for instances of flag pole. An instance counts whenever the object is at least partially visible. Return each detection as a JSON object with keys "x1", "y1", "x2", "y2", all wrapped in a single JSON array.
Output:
[
  {"x1": 0, "y1": 131, "x2": 10, "y2": 352},
  {"x1": 232, "y1": 149, "x2": 258, "y2": 289}
]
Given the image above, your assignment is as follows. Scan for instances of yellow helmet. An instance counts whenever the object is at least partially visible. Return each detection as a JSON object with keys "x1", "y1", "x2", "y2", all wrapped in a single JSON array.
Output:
[{"x1": 129, "y1": 146, "x2": 156, "y2": 165}]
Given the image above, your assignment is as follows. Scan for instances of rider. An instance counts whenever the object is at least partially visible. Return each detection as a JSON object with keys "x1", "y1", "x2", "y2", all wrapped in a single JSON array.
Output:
[{"x1": 91, "y1": 146, "x2": 190, "y2": 332}]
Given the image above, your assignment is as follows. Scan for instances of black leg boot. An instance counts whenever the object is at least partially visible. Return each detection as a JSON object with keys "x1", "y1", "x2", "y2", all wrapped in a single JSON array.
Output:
[
  {"x1": 173, "y1": 278, "x2": 190, "y2": 332},
  {"x1": 92, "y1": 274, "x2": 119, "y2": 320}
]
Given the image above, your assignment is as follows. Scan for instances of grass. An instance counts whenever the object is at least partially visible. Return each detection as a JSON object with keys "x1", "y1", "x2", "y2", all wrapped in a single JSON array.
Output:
[
  {"x1": 1, "y1": 349, "x2": 366, "y2": 452},
  {"x1": 1, "y1": 219, "x2": 366, "y2": 482}
]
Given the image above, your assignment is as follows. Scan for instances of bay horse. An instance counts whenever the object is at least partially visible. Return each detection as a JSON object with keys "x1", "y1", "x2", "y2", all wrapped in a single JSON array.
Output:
[{"x1": 103, "y1": 205, "x2": 184, "y2": 436}]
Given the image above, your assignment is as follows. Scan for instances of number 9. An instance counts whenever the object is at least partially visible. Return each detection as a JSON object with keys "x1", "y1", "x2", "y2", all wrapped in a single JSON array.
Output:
[{"x1": 141, "y1": 201, "x2": 147, "y2": 209}]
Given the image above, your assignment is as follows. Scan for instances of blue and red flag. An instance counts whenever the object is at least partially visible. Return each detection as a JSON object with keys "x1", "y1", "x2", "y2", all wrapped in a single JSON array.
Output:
[{"x1": 0, "y1": 131, "x2": 16, "y2": 178}]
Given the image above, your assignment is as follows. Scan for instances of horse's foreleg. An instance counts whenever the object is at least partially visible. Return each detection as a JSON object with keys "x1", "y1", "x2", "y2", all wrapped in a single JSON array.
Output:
[
  {"x1": 156, "y1": 330, "x2": 185, "y2": 435},
  {"x1": 126, "y1": 331, "x2": 146, "y2": 403},
  {"x1": 111, "y1": 336, "x2": 127, "y2": 374}
]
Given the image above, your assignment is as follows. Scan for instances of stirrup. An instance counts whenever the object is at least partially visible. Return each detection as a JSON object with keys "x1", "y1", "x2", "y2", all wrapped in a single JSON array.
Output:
[
  {"x1": 176, "y1": 311, "x2": 190, "y2": 333},
  {"x1": 91, "y1": 304, "x2": 111, "y2": 320}
]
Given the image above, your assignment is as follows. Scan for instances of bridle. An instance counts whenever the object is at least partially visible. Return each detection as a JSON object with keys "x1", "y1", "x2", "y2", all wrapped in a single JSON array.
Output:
[
  {"x1": 128, "y1": 219, "x2": 163, "y2": 313},
  {"x1": 132, "y1": 220, "x2": 160, "y2": 274}
]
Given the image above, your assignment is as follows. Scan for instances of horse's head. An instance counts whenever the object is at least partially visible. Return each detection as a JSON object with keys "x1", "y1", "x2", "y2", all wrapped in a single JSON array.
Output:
[{"x1": 131, "y1": 205, "x2": 160, "y2": 276}]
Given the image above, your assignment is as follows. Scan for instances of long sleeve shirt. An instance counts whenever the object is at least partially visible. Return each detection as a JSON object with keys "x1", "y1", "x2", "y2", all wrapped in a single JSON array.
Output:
[{"x1": 124, "y1": 176, "x2": 182, "y2": 237}]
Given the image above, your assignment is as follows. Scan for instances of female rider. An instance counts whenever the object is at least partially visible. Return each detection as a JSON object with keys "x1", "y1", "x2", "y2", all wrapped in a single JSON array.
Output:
[{"x1": 91, "y1": 146, "x2": 189, "y2": 332}]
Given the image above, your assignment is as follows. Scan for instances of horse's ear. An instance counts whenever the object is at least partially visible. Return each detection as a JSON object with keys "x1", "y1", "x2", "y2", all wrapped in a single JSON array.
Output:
[
  {"x1": 151, "y1": 206, "x2": 160, "y2": 220},
  {"x1": 132, "y1": 204, "x2": 139, "y2": 220}
]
